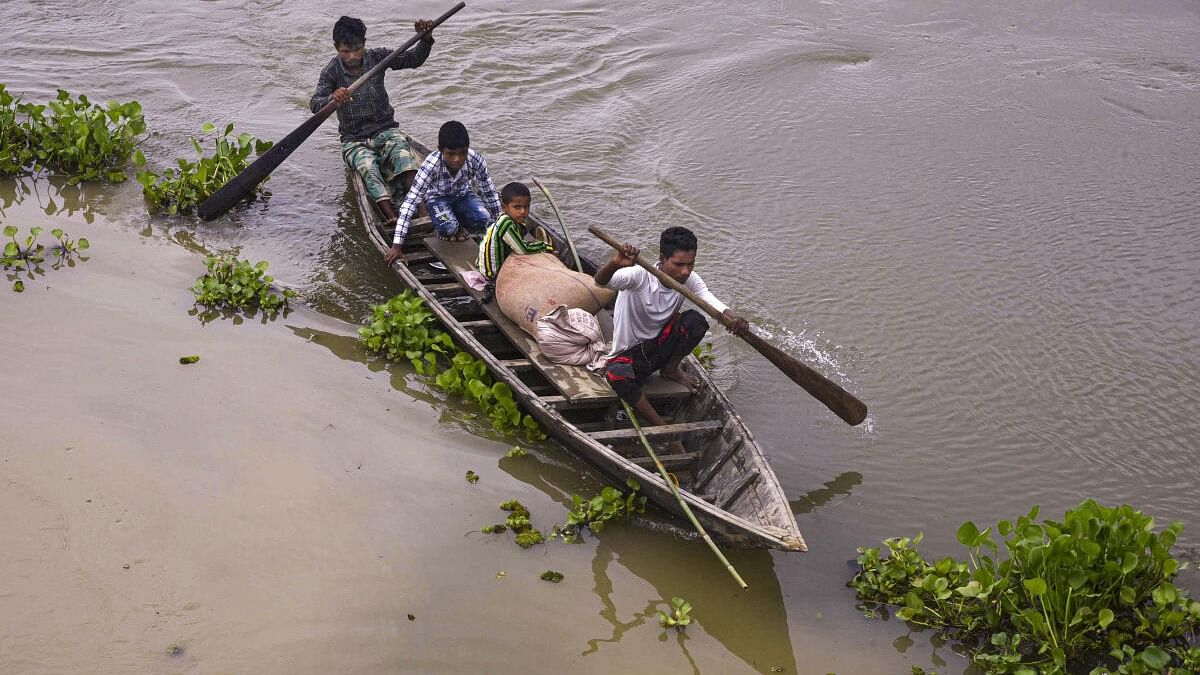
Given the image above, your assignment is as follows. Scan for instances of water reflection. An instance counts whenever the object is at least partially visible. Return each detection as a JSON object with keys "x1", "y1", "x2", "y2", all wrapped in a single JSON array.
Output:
[
  {"x1": 498, "y1": 450, "x2": 800, "y2": 674},
  {"x1": 302, "y1": 180, "x2": 401, "y2": 324},
  {"x1": 790, "y1": 471, "x2": 863, "y2": 515},
  {"x1": 0, "y1": 175, "x2": 105, "y2": 222}
]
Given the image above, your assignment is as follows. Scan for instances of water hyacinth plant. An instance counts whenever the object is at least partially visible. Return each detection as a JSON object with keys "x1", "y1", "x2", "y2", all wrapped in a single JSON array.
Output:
[
  {"x1": 553, "y1": 479, "x2": 647, "y2": 543},
  {"x1": 358, "y1": 289, "x2": 548, "y2": 442},
  {"x1": 658, "y1": 597, "x2": 694, "y2": 630},
  {"x1": 3, "y1": 87, "x2": 145, "y2": 182},
  {"x1": 136, "y1": 122, "x2": 273, "y2": 215},
  {"x1": 849, "y1": 500, "x2": 1200, "y2": 674},
  {"x1": 0, "y1": 84, "x2": 34, "y2": 175},
  {"x1": 3, "y1": 225, "x2": 89, "y2": 291},
  {"x1": 191, "y1": 252, "x2": 295, "y2": 319}
]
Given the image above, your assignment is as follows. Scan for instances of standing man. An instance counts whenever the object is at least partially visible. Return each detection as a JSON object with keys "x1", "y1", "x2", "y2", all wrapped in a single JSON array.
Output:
[
  {"x1": 310, "y1": 15, "x2": 435, "y2": 228},
  {"x1": 595, "y1": 227, "x2": 750, "y2": 435}
]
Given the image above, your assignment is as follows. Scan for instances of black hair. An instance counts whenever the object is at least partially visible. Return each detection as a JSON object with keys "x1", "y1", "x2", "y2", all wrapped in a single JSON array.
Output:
[
  {"x1": 333, "y1": 16, "x2": 366, "y2": 46},
  {"x1": 500, "y1": 182, "x2": 531, "y2": 204},
  {"x1": 438, "y1": 120, "x2": 470, "y2": 150},
  {"x1": 659, "y1": 226, "x2": 698, "y2": 259}
]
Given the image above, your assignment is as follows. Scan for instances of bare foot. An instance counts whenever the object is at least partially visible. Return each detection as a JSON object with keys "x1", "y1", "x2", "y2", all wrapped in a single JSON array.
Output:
[{"x1": 661, "y1": 367, "x2": 698, "y2": 390}]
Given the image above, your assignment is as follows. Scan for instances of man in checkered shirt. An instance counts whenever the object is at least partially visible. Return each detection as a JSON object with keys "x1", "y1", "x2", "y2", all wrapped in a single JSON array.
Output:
[
  {"x1": 383, "y1": 121, "x2": 502, "y2": 267},
  {"x1": 310, "y1": 16, "x2": 435, "y2": 227}
]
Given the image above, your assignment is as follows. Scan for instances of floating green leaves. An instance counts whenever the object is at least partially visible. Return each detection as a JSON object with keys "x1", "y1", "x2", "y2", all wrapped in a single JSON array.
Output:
[
  {"x1": 480, "y1": 524, "x2": 506, "y2": 534},
  {"x1": 540, "y1": 570, "x2": 564, "y2": 583},
  {"x1": 465, "y1": 470, "x2": 479, "y2": 484},
  {"x1": 3, "y1": 224, "x2": 89, "y2": 290},
  {"x1": 849, "y1": 499, "x2": 1200, "y2": 673},
  {"x1": 358, "y1": 290, "x2": 548, "y2": 442},
  {"x1": 504, "y1": 446, "x2": 527, "y2": 458},
  {"x1": 691, "y1": 341, "x2": 716, "y2": 371},
  {"x1": 658, "y1": 597, "x2": 693, "y2": 630},
  {"x1": 179, "y1": 355, "x2": 200, "y2": 364},
  {"x1": 496, "y1": 499, "x2": 544, "y2": 549},
  {"x1": 136, "y1": 122, "x2": 273, "y2": 215},
  {"x1": 191, "y1": 252, "x2": 295, "y2": 319},
  {"x1": 553, "y1": 478, "x2": 647, "y2": 542},
  {"x1": 1, "y1": 85, "x2": 145, "y2": 182}
]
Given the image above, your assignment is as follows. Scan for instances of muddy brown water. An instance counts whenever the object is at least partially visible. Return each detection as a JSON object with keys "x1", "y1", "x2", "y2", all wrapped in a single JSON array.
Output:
[{"x1": 2, "y1": 1, "x2": 1198, "y2": 673}]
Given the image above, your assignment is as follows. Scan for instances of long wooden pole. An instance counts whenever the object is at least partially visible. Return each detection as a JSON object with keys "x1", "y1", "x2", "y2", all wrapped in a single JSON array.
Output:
[
  {"x1": 590, "y1": 225, "x2": 868, "y2": 426},
  {"x1": 198, "y1": 2, "x2": 466, "y2": 221},
  {"x1": 530, "y1": 177, "x2": 583, "y2": 272},
  {"x1": 620, "y1": 399, "x2": 749, "y2": 590}
]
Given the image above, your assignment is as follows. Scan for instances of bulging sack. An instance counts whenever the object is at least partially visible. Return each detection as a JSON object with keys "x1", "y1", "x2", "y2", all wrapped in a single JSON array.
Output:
[
  {"x1": 495, "y1": 253, "x2": 615, "y2": 337},
  {"x1": 536, "y1": 305, "x2": 609, "y2": 370}
]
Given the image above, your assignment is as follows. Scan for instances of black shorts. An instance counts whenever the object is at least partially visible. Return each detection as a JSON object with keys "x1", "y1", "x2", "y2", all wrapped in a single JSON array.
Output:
[{"x1": 604, "y1": 310, "x2": 709, "y2": 404}]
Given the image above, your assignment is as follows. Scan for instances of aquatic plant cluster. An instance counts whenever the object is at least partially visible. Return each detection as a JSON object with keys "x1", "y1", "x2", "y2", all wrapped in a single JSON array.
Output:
[
  {"x1": 135, "y1": 122, "x2": 273, "y2": 215},
  {"x1": 3, "y1": 225, "x2": 89, "y2": 292},
  {"x1": 1, "y1": 84, "x2": 270, "y2": 214},
  {"x1": 850, "y1": 500, "x2": 1200, "y2": 673},
  {"x1": 499, "y1": 499, "x2": 545, "y2": 548},
  {"x1": 191, "y1": 253, "x2": 295, "y2": 318},
  {"x1": 658, "y1": 596, "x2": 694, "y2": 630},
  {"x1": 358, "y1": 289, "x2": 547, "y2": 442},
  {"x1": 0, "y1": 85, "x2": 144, "y2": 183},
  {"x1": 553, "y1": 478, "x2": 647, "y2": 543}
]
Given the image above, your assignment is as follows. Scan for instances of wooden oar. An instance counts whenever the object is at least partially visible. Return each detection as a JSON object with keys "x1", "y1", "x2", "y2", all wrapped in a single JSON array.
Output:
[
  {"x1": 530, "y1": 177, "x2": 583, "y2": 272},
  {"x1": 620, "y1": 399, "x2": 748, "y2": 590},
  {"x1": 589, "y1": 225, "x2": 868, "y2": 426},
  {"x1": 197, "y1": 2, "x2": 466, "y2": 221}
]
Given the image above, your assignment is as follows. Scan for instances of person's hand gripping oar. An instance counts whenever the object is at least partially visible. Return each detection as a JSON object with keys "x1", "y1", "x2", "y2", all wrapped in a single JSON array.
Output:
[{"x1": 589, "y1": 225, "x2": 868, "y2": 426}]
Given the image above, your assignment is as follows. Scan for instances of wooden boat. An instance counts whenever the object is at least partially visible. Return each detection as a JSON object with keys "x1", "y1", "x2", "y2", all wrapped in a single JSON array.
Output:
[{"x1": 349, "y1": 135, "x2": 806, "y2": 551}]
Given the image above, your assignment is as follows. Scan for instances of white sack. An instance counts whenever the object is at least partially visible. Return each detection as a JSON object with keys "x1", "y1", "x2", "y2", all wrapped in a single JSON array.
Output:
[{"x1": 535, "y1": 305, "x2": 609, "y2": 371}]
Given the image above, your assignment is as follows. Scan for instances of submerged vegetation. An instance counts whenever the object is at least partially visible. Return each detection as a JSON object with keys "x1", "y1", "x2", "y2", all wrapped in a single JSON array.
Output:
[
  {"x1": 358, "y1": 290, "x2": 548, "y2": 442},
  {"x1": 1, "y1": 85, "x2": 145, "y2": 183},
  {"x1": 136, "y1": 122, "x2": 273, "y2": 215},
  {"x1": 191, "y1": 253, "x2": 295, "y2": 319},
  {"x1": 849, "y1": 500, "x2": 1200, "y2": 674},
  {"x1": 3, "y1": 225, "x2": 90, "y2": 291}
]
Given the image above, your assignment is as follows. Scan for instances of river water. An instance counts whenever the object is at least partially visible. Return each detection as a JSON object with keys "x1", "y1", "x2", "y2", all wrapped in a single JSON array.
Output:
[{"x1": 2, "y1": 0, "x2": 1198, "y2": 673}]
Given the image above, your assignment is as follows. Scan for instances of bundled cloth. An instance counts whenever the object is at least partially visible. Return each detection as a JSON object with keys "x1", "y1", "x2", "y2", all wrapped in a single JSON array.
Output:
[{"x1": 536, "y1": 305, "x2": 609, "y2": 371}]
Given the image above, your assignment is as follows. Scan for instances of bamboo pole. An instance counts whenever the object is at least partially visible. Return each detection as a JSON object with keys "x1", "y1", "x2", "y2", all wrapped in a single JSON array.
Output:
[
  {"x1": 620, "y1": 399, "x2": 749, "y2": 590},
  {"x1": 530, "y1": 177, "x2": 583, "y2": 272}
]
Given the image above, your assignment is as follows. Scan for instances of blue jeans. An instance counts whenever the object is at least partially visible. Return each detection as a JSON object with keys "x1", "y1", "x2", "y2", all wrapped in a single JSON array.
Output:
[{"x1": 426, "y1": 193, "x2": 492, "y2": 237}]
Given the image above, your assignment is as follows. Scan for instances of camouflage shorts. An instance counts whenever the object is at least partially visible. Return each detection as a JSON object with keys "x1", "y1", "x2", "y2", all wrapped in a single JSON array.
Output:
[{"x1": 341, "y1": 127, "x2": 419, "y2": 205}]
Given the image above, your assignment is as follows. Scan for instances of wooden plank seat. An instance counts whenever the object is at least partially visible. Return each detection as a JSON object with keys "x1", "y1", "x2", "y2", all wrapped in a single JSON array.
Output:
[
  {"x1": 630, "y1": 451, "x2": 701, "y2": 470},
  {"x1": 588, "y1": 420, "x2": 723, "y2": 441}
]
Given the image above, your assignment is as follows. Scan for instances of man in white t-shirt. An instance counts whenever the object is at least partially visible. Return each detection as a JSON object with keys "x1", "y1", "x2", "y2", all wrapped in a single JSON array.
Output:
[{"x1": 594, "y1": 226, "x2": 749, "y2": 433}]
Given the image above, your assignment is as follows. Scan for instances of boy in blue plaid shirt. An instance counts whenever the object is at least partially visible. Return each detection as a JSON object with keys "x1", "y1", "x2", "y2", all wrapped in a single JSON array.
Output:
[
  {"x1": 310, "y1": 16, "x2": 435, "y2": 227},
  {"x1": 384, "y1": 121, "x2": 502, "y2": 266}
]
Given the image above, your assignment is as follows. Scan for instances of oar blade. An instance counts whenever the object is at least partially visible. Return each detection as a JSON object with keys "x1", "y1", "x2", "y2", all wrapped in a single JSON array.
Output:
[
  {"x1": 743, "y1": 331, "x2": 868, "y2": 425},
  {"x1": 197, "y1": 111, "x2": 330, "y2": 221}
]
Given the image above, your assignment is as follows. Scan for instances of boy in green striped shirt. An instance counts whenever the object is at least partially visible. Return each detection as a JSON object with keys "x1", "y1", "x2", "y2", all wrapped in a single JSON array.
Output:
[{"x1": 476, "y1": 182, "x2": 553, "y2": 280}]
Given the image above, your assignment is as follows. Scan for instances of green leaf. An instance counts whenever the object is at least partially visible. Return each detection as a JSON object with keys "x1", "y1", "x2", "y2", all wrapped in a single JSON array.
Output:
[
  {"x1": 178, "y1": 355, "x2": 200, "y2": 364},
  {"x1": 1138, "y1": 646, "x2": 1170, "y2": 669},
  {"x1": 1098, "y1": 608, "x2": 1114, "y2": 629},
  {"x1": 1121, "y1": 552, "x2": 1138, "y2": 574},
  {"x1": 3, "y1": 225, "x2": 17, "y2": 237},
  {"x1": 956, "y1": 521, "x2": 981, "y2": 546},
  {"x1": 13, "y1": 279, "x2": 24, "y2": 292},
  {"x1": 1022, "y1": 578, "x2": 1047, "y2": 597}
]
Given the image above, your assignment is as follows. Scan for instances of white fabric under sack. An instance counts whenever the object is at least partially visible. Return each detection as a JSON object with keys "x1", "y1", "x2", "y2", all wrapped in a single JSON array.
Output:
[{"x1": 535, "y1": 305, "x2": 609, "y2": 371}]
